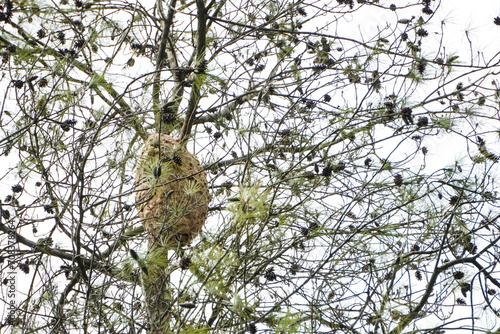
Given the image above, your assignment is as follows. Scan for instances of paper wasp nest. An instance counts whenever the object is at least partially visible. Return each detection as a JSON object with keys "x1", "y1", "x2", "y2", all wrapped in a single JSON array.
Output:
[{"x1": 135, "y1": 134, "x2": 209, "y2": 248}]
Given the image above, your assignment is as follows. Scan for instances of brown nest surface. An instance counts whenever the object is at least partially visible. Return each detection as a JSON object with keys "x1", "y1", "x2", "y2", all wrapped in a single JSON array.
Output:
[{"x1": 135, "y1": 134, "x2": 209, "y2": 248}]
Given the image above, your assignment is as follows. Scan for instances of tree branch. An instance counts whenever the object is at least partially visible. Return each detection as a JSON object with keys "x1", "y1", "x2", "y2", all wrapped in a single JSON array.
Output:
[{"x1": 180, "y1": 0, "x2": 207, "y2": 141}]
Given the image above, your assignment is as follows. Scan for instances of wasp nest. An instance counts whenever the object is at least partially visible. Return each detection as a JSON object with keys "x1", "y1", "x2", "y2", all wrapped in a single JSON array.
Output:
[{"x1": 135, "y1": 134, "x2": 209, "y2": 248}]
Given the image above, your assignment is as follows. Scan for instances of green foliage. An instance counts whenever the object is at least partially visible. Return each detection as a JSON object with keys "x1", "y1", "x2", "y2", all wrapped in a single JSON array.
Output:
[
  {"x1": 229, "y1": 182, "x2": 270, "y2": 225},
  {"x1": 435, "y1": 116, "x2": 454, "y2": 130},
  {"x1": 275, "y1": 311, "x2": 303, "y2": 333}
]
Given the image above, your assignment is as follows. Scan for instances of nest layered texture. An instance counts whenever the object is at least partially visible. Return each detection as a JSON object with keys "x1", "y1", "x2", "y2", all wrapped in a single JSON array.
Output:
[{"x1": 136, "y1": 134, "x2": 209, "y2": 248}]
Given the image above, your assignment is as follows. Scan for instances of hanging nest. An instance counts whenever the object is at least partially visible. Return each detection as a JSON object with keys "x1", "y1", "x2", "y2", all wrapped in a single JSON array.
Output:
[{"x1": 135, "y1": 134, "x2": 209, "y2": 248}]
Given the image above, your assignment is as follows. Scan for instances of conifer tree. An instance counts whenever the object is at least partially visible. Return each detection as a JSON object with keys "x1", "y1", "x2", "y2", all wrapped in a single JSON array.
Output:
[{"x1": 1, "y1": 0, "x2": 500, "y2": 333}]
